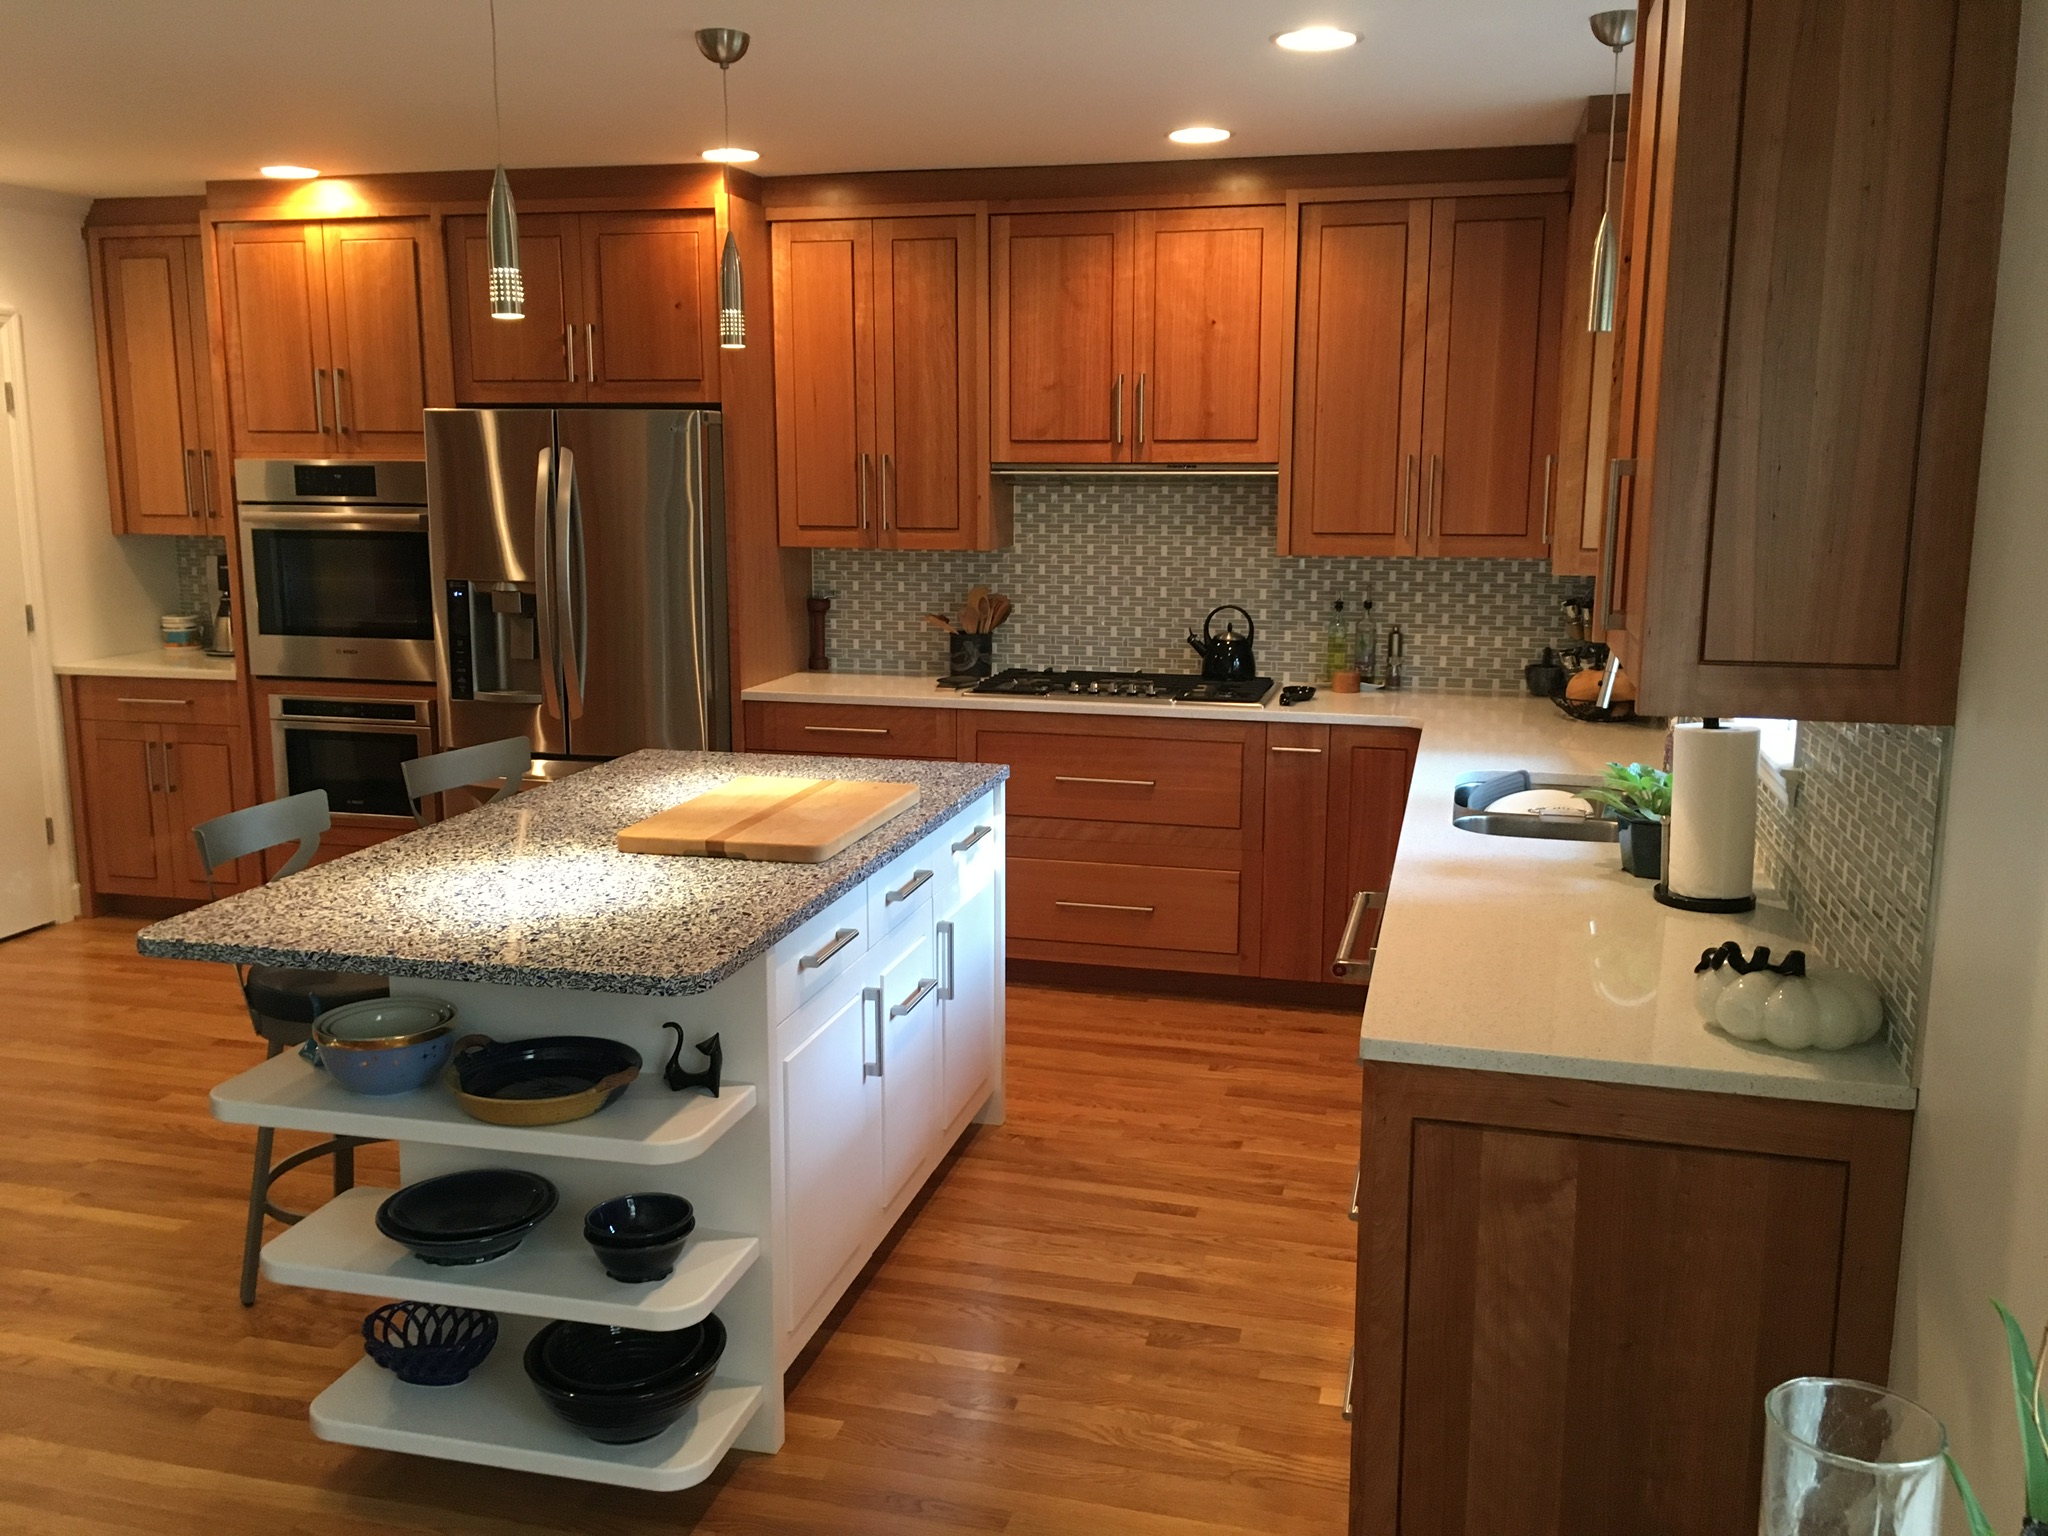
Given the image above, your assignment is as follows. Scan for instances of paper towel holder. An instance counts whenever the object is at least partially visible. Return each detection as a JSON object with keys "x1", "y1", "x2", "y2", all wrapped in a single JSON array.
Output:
[{"x1": 1654, "y1": 717, "x2": 1758, "y2": 913}]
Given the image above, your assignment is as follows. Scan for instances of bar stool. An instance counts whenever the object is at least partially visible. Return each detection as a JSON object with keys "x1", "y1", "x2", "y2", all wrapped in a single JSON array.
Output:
[
  {"x1": 190, "y1": 790, "x2": 388, "y2": 1307},
  {"x1": 400, "y1": 736, "x2": 532, "y2": 826}
]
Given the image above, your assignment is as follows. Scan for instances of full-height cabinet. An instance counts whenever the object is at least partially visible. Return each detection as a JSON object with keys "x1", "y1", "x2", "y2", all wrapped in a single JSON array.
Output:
[
  {"x1": 1285, "y1": 193, "x2": 1566, "y2": 558},
  {"x1": 217, "y1": 218, "x2": 433, "y2": 459},
  {"x1": 770, "y1": 214, "x2": 1003, "y2": 550},
  {"x1": 992, "y1": 207, "x2": 1286, "y2": 465},
  {"x1": 1600, "y1": 0, "x2": 2020, "y2": 723}
]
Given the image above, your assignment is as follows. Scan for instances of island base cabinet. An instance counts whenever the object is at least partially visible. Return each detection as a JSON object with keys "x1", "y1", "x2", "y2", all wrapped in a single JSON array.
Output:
[
  {"x1": 778, "y1": 978, "x2": 881, "y2": 1334},
  {"x1": 939, "y1": 880, "x2": 999, "y2": 1126},
  {"x1": 1349, "y1": 1061, "x2": 1913, "y2": 1535},
  {"x1": 878, "y1": 925, "x2": 944, "y2": 1207}
]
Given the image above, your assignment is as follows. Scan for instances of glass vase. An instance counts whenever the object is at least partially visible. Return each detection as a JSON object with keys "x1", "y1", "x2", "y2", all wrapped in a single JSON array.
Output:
[{"x1": 1760, "y1": 1378, "x2": 1946, "y2": 1535}]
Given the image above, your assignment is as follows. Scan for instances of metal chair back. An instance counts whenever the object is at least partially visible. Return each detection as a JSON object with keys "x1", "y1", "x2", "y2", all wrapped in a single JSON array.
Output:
[
  {"x1": 191, "y1": 789, "x2": 331, "y2": 887},
  {"x1": 400, "y1": 736, "x2": 532, "y2": 826}
]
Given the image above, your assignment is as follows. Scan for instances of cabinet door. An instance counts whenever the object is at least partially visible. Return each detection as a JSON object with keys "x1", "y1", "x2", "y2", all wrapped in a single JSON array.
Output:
[
  {"x1": 780, "y1": 979, "x2": 880, "y2": 1329},
  {"x1": 445, "y1": 212, "x2": 582, "y2": 403},
  {"x1": 186, "y1": 236, "x2": 226, "y2": 533},
  {"x1": 161, "y1": 723, "x2": 252, "y2": 898},
  {"x1": 992, "y1": 211, "x2": 1133, "y2": 463},
  {"x1": 1257, "y1": 723, "x2": 1333, "y2": 980},
  {"x1": 1322, "y1": 727, "x2": 1417, "y2": 977},
  {"x1": 96, "y1": 235, "x2": 207, "y2": 533},
  {"x1": 1419, "y1": 194, "x2": 1567, "y2": 558},
  {"x1": 1552, "y1": 104, "x2": 1627, "y2": 578},
  {"x1": 772, "y1": 220, "x2": 874, "y2": 547},
  {"x1": 877, "y1": 927, "x2": 943, "y2": 1206},
  {"x1": 322, "y1": 221, "x2": 428, "y2": 457},
  {"x1": 1284, "y1": 201, "x2": 1431, "y2": 555},
  {"x1": 872, "y1": 215, "x2": 980, "y2": 549},
  {"x1": 78, "y1": 720, "x2": 167, "y2": 895},
  {"x1": 938, "y1": 881, "x2": 998, "y2": 1126},
  {"x1": 579, "y1": 211, "x2": 720, "y2": 403},
  {"x1": 1132, "y1": 206, "x2": 1285, "y2": 463},
  {"x1": 219, "y1": 222, "x2": 332, "y2": 457}
]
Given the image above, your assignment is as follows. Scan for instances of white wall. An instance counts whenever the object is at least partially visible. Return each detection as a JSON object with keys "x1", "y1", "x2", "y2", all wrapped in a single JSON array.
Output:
[
  {"x1": 0, "y1": 182, "x2": 174, "y2": 662},
  {"x1": 1892, "y1": 0, "x2": 2048, "y2": 1519}
]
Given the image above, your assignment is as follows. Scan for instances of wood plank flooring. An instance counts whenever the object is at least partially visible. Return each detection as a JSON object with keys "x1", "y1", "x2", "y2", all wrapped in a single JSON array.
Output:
[{"x1": 0, "y1": 919, "x2": 1360, "y2": 1535}]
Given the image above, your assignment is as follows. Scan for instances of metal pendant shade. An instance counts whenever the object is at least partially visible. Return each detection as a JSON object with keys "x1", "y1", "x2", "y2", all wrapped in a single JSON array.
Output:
[
  {"x1": 697, "y1": 27, "x2": 754, "y2": 349},
  {"x1": 1587, "y1": 9, "x2": 1636, "y2": 333},
  {"x1": 485, "y1": 0, "x2": 522, "y2": 319}
]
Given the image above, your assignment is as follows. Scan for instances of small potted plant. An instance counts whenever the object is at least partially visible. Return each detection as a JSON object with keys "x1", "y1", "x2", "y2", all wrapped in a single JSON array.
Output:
[
  {"x1": 1581, "y1": 761, "x2": 1671, "y2": 880},
  {"x1": 1947, "y1": 1301, "x2": 2048, "y2": 1536}
]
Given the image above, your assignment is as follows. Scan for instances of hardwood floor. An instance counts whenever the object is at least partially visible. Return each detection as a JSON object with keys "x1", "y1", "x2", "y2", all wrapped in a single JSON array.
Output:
[{"x1": 0, "y1": 919, "x2": 1359, "y2": 1535}]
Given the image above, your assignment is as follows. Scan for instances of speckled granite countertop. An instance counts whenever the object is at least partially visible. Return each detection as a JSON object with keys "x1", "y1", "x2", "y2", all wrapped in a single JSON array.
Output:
[{"x1": 137, "y1": 751, "x2": 1007, "y2": 996}]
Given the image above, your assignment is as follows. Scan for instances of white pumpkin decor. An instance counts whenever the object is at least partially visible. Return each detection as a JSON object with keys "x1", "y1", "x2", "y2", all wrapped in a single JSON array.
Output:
[{"x1": 1693, "y1": 943, "x2": 1883, "y2": 1052}]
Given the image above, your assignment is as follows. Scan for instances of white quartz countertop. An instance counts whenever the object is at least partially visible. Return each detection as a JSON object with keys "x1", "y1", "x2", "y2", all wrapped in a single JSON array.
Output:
[
  {"x1": 743, "y1": 674, "x2": 1914, "y2": 1109},
  {"x1": 55, "y1": 647, "x2": 237, "y2": 681}
]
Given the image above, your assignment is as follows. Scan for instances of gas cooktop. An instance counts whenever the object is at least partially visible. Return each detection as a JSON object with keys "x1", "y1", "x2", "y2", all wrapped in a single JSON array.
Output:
[{"x1": 958, "y1": 668, "x2": 1276, "y2": 706}]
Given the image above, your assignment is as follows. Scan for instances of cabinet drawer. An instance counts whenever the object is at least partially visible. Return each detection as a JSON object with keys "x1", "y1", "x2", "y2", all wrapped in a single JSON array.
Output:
[
  {"x1": 1009, "y1": 857, "x2": 1239, "y2": 954},
  {"x1": 749, "y1": 702, "x2": 954, "y2": 760},
  {"x1": 867, "y1": 826, "x2": 941, "y2": 943},
  {"x1": 74, "y1": 675, "x2": 240, "y2": 726},
  {"x1": 980, "y1": 730, "x2": 1243, "y2": 828},
  {"x1": 767, "y1": 881, "x2": 871, "y2": 1024},
  {"x1": 932, "y1": 791, "x2": 1001, "y2": 912}
]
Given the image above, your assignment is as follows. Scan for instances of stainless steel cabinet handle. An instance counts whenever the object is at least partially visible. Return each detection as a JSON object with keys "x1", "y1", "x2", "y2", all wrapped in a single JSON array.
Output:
[
  {"x1": 1271, "y1": 745, "x2": 1324, "y2": 755},
  {"x1": 1332, "y1": 889, "x2": 1385, "y2": 978},
  {"x1": 1343, "y1": 1349, "x2": 1355, "y2": 1422},
  {"x1": 951, "y1": 823, "x2": 992, "y2": 853},
  {"x1": 938, "y1": 918, "x2": 956, "y2": 1000},
  {"x1": 885, "y1": 868, "x2": 933, "y2": 905},
  {"x1": 117, "y1": 697, "x2": 192, "y2": 706},
  {"x1": 312, "y1": 367, "x2": 326, "y2": 432},
  {"x1": 1053, "y1": 774, "x2": 1156, "y2": 788},
  {"x1": 1136, "y1": 372, "x2": 1147, "y2": 447},
  {"x1": 1540, "y1": 453, "x2": 1555, "y2": 544},
  {"x1": 802, "y1": 724, "x2": 889, "y2": 736},
  {"x1": 880, "y1": 452, "x2": 892, "y2": 532},
  {"x1": 1349, "y1": 1165, "x2": 1360, "y2": 1222},
  {"x1": 1600, "y1": 457, "x2": 1636, "y2": 629},
  {"x1": 1402, "y1": 453, "x2": 1417, "y2": 541},
  {"x1": 798, "y1": 926, "x2": 859, "y2": 971},
  {"x1": 332, "y1": 367, "x2": 347, "y2": 435},
  {"x1": 182, "y1": 449, "x2": 199, "y2": 517},
  {"x1": 857, "y1": 452, "x2": 871, "y2": 530},
  {"x1": 1427, "y1": 454, "x2": 1442, "y2": 538},
  {"x1": 1056, "y1": 900, "x2": 1156, "y2": 914},
  {"x1": 862, "y1": 985, "x2": 882, "y2": 1078},
  {"x1": 890, "y1": 977, "x2": 939, "y2": 1018},
  {"x1": 163, "y1": 741, "x2": 177, "y2": 793},
  {"x1": 1112, "y1": 373, "x2": 1125, "y2": 447},
  {"x1": 565, "y1": 323, "x2": 576, "y2": 382},
  {"x1": 199, "y1": 450, "x2": 215, "y2": 519},
  {"x1": 143, "y1": 739, "x2": 160, "y2": 794},
  {"x1": 585, "y1": 322, "x2": 595, "y2": 382}
]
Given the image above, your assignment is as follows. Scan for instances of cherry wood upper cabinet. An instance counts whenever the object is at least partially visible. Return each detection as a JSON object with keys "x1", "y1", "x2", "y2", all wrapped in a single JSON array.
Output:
[
  {"x1": 447, "y1": 209, "x2": 718, "y2": 405},
  {"x1": 218, "y1": 218, "x2": 430, "y2": 459},
  {"x1": 1552, "y1": 99, "x2": 1627, "y2": 579},
  {"x1": 89, "y1": 230, "x2": 221, "y2": 534},
  {"x1": 773, "y1": 213, "x2": 1003, "y2": 551},
  {"x1": 1284, "y1": 201, "x2": 1431, "y2": 556},
  {"x1": 1608, "y1": 0, "x2": 2021, "y2": 723},
  {"x1": 1419, "y1": 194, "x2": 1567, "y2": 559},
  {"x1": 1131, "y1": 207, "x2": 1286, "y2": 463},
  {"x1": 992, "y1": 211, "x2": 1132, "y2": 464}
]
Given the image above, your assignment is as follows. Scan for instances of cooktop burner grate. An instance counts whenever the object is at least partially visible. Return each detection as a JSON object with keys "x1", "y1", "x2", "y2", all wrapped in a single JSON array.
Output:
[{"x1": 958, "y1": 668, "x2": 1275, "y2": 705}]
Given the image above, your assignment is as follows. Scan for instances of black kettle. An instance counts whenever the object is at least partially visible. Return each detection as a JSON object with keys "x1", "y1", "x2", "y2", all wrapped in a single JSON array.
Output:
[{"x1": 1187, "y1": 605, "x2": 1258, "y2": 682}]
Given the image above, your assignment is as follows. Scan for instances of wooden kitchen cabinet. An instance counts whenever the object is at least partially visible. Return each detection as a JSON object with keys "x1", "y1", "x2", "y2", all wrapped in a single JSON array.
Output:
[
  {"x1": 217, "y1": 218, "x2": 430, "y2": 458},
  {"x1": 1551, "y1": 99, "x2": 1628, "y2": 578},
  {"x1": 771, "y1": 214, "x2": 1001, "y2": 549},
  {"x1": 1350, "y1": 1060, "x2": 1913, "y2": 1534},
  {"x1": 993, "y1": 206, "x2": 1285, "y2": 465},
  {"x1": 447, "y1": 209, "x2": 719, "y2": 406},
  {"x1": 1283, "y1": 194, "x2": 1565, "y2": 559},
  {"x1": 1323, "y1": 727, "x2": 1419, "y2": 978},
  {"x1": 1600, "y1": 0, "x2": 2021, "y2": 724},
  {"x1": 88, "y1": 229, "x2": 223, "y2": 534}
]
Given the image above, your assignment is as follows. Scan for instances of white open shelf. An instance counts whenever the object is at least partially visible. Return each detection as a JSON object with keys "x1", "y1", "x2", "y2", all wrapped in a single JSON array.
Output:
[
  {"x1": 311, "y1": 1317, "x2": 762, "y2": 1492},
  {"x1": 210, "y1": 1051, "x2": 756, "y2": 1165},
  {"x1": 263, "y1": 1188, "x2": 759, "y2": 1330}
]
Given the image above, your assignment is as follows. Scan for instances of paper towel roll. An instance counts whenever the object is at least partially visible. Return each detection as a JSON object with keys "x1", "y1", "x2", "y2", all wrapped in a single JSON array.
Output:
[{"x1": 1667, "y1": 723, "x2": 1759, "y2": 904}]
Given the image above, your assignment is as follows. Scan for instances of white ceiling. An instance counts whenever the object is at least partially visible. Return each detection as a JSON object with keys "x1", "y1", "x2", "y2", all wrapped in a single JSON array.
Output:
[{"x1": 0, "y1": 1, "x2": 1627, "y2": 198}]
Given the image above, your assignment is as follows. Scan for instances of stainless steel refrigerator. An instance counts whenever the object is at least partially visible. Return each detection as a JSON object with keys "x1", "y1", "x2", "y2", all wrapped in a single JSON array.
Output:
[{"x1": 425, "y1": 409, "x2": 729, "y2": 762}]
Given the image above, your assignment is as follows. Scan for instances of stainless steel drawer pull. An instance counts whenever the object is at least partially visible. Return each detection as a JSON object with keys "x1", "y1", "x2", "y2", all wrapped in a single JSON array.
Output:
[
  {"x1": 116, "y1": 697, "x2": 192, "y2": 707},
  {"x1": 566, "y1": 323, "x2": 576, "y2": 382},
  {"x1": 802, "y1": 725, "x2": 890, "y2": 735},
  {"x1": 1349, "y1": 1166, "x2": 1360, "y2": 1222},
  {"x1": 950, "y1": 823, "x2": 992, "y2": 853},
  {"x1": 938, "y1": 918, "x2": 956, "y2": 1000},
  {"x1": 885, "y1": 868, "x2": 933, "y2": 905},
  {"x1": 797, "y1": 927, "x2": 858, "y2": 970},
  {"x1": 890, "y1": 977, "x2": 939, "y2": 1018},
  {"x1": 1270, "y1": 745, "x2": 1324, "y2": 755},
  {"x1": 862, "y1": 985, "x2": 882, "y2": 1078},
  {"x1": 1056, "y1": 900, "x2": 1156, "y2": 915},
  {"x1": 1053, "y1": 774, "x2": 1156, "y2": 788},
  {"x1": 1343, "y1": 1349, "x2": 1355, "y2": 1422},
  {"x1": 1332, "y1": 889, "x2": 1385, "y2": 978}
]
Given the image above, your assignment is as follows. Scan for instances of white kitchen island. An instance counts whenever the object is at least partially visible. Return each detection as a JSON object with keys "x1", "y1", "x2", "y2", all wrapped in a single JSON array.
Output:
[{"x1": 139, "y1": 749, "x2": 1008, "y2": 1491}]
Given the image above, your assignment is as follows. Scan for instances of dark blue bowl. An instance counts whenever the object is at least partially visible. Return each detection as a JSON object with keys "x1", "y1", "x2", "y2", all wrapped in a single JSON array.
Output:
[
  {"x1": 362, "y1": 1301, "x2": 498, "y2": 1385},
  {"x1": 523, "y1": 1315, "x2": 724, "y2": 1443},
  {"x1": 583, "y1": 1194, "x2": 695, "y2": 1283}
]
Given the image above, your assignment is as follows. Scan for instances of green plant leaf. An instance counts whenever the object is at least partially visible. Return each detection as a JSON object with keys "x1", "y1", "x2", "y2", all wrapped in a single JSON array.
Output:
[
  {"x1": 1947, "y1": 1452, "x2": 2000, "y2": 1536},
  {"x1": 1995, "y1": 1300, "x2": 2048, "y2": 1517}
]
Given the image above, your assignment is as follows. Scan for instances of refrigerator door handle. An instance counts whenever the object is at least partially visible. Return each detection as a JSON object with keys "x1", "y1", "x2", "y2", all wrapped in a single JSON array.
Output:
[
  {"x1": 532, "y1": 446, "x2": 562, "y2": 723},
  {"x1": 556, "y1": 447, "x2": 587, "y2": 720}
]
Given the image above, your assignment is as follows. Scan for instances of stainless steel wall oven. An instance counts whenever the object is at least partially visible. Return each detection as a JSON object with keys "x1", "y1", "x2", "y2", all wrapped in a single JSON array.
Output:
[{"x1": 269, "y1": 694, "x2": 435, "y2": 821}]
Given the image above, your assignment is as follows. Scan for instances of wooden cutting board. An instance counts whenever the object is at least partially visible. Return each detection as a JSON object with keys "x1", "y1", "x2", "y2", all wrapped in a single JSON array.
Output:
[{"x1": 616, "y1": 776, "x2": 920, "y2": 862}]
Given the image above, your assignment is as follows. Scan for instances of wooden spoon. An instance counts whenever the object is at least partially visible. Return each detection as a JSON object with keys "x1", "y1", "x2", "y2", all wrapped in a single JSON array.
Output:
[{"x1": 987, "y1": 594, "x2": 1012, "y2": 629}]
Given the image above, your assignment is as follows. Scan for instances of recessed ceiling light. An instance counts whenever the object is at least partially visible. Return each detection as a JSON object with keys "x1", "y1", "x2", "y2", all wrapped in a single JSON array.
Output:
[
  {"x1": 701, "y1": 146, "x2": 760, "y2": 164},
  {"x1": 260, "y1": 164, "x2": 320, "y2": 179},
  {"x1": 1167, "y1": 126, "x2": 1231, "y2": 146},
  {"x1": 1274, "y1": 25, "x2": 1358, "y2": 51}
]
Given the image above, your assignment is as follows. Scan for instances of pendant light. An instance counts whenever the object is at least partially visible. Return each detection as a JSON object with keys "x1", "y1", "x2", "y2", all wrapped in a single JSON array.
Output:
[
  {"x1": 485, "y1": 0, "x2": 523, "y2": 319},
  {"x1": 695, "y1": 27, "x2": 754, "y2": 349},
  {"x1": 1586, "y1": 10, "x2": 1636, "y2": 333}
]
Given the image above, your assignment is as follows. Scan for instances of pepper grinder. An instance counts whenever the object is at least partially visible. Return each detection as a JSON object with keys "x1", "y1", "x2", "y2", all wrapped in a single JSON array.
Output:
[
  {"x1": 805, "y1": 595, "x2": 831, "y2": 672},
  {"x1": 1384, "y1": 626, "x2": 1404, "y2": 689}
]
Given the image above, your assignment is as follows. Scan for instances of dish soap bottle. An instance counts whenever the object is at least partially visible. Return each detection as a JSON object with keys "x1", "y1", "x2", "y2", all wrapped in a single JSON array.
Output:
[{"x1": 1324, "y1": 601, "x2": 1352, "y2": 683}]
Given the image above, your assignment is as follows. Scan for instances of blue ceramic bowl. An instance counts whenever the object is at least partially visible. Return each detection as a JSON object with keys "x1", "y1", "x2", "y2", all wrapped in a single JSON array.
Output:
[{"x1": 314, "y1": 997, "x2": 457, "y2": 1096}]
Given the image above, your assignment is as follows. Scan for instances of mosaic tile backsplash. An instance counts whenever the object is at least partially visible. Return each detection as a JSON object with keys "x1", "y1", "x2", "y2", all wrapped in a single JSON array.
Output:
[
  {"x1": 1755, "y1": 721, "x2": 1950, "y2": 1078},
  {"x1": 171, "y1": 534, "x2": 228, "y2": 622},
  {"x1": 812, "y1": 478, "x2": 1595, "y2": 691}
]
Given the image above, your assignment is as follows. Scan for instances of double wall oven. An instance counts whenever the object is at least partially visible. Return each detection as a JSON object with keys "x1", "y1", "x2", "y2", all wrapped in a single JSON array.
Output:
[{"x1": 268, "y1": 695, "x2": 434, "y2": 821}]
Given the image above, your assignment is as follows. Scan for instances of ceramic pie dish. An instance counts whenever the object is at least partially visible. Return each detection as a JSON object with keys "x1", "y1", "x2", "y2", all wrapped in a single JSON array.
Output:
[{"x1": 443, "y1": 1034, "x2": 642, "y2": 1127}]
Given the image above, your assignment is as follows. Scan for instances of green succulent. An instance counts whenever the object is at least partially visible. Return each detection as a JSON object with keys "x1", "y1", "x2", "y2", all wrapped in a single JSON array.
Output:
[{"x1": 1579, "y1": 761, "x2": 1672, "y2": 823}]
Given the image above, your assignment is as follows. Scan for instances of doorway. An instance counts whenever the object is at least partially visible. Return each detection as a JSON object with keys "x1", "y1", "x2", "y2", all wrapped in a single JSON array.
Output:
[{"x1": 0, "y1": 310, "x2": 62, "y2": 938}]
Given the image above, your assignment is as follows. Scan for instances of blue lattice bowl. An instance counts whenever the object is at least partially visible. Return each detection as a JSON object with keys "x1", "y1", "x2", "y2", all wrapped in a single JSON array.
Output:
[{"x1": 361, "y1": 1301, "x2": 499, "y2": 1386}]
